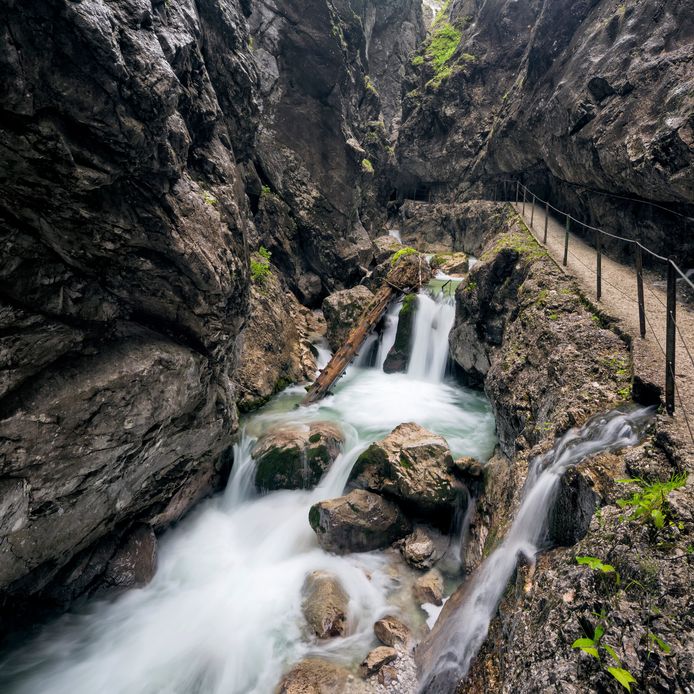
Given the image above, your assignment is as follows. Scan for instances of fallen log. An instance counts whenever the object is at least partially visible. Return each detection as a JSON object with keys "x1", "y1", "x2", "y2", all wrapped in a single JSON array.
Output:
[{"x1": 302, "y1": 253, "x2": 432, "y2": 405}]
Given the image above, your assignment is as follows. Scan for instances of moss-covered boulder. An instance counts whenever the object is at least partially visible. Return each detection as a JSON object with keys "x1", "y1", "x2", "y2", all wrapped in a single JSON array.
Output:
[
  {"x1": 383, "y1": 293, "x2": 417, "y2": 373},
  {"x1": 349, "y1": 422, "x2": 462, "y2": 517},
  {"x1": 308, "y1": 489, "x2": 411, "y2": 554},
  {"x1": 252, "y1": 422, "x2": 344, "y2": 492}
]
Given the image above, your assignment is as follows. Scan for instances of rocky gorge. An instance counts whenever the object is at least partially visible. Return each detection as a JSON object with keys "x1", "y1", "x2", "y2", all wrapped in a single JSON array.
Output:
[{"x1": 1, "y1": 0, "x2": 693, "y2": 692}]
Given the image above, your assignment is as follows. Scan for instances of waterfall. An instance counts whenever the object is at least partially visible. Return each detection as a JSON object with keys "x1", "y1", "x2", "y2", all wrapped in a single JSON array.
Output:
[
  {"x1": 418, "y1": 406, "x2": 655, "y2": 693},
  {"x1": 375, "y1": 299, "x2": 403, "y2": 369},
  {"x1": 0, "y1": 294, "x2": 497, "y2": 694},
  {"x1": 407, "y1": 292, "x2": 456, "y2": 382}
]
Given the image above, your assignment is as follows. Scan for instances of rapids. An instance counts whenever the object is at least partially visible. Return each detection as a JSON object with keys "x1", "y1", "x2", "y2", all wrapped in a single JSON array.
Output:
[{"x1": 0, "y1": 286, "x2": 496, "y2": 694}]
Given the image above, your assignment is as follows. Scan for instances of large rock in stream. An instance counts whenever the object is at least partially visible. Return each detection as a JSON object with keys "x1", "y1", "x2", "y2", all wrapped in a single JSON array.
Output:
[
  {"x1": 301, "y1": 571, "x2": 349, "y2": 639},
  {"x1": 349, "y1": 423, "x2": 463, "y2": 518},
  {"x1": 252, "y1": 422, "x2": 344, "y2": 492},
  {"x1": 309, "y1": 489, "x2": 411, "y2": 554},
  {"x1": 276, "y1": 658, "x2": 352, "y2": 694},
  {"x1": 383, "y1": 293, "x2": 417, "y2": 373},
  {"x1": 322, "y1": 286, "x2": 375, "y2": 352}
]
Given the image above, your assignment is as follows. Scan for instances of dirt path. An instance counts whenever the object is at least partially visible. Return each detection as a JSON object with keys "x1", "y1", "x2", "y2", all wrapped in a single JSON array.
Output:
[{"x1": 512, "y1": 201, "x2": 694, "y2": 453}]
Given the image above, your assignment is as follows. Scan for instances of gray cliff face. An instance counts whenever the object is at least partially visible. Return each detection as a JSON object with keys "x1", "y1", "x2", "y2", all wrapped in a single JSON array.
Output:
[
  {"x1": 0, "y1": 0, "x2": 257, "y2": 620},
  {"x1": 248, "y1": 0, "x2": 385, "y2": 302},
  {"x1": 398, "y1": 0, "x2": 694, "y2": 262}
]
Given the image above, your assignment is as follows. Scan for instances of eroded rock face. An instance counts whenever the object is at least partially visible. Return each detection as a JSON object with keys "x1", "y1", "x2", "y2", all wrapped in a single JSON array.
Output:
[
  {"x1": 322, "y1": 286, "x2": 375, "y2": 352},
  {"x1": 0, "y1": 0, "x2": 256, "y2": 619},
  {"x1": 302, "y1": 571, "x2": 349, "y2": 639},
  {"x1": 252, "y1": 422, "x2": 344, "y2": 492},
  {"x1": 383, "y1": 293, "x2": 416, "y2": 374},
  {"x1": 349, "y1": 423, "x2": 462, "y2": 517},
  {"x1": 309, "y1": 489, "x2": 411, "y2": 554},
  {"x1": 398, "y1": 0, "x2": 694, "y2": 262},
  {"x1": 235, "y1": 271, "x2": 319, "y2": 412}
]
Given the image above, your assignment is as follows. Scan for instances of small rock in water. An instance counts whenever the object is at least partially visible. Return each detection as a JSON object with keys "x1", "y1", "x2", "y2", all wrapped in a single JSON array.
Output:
[
  {"x1": 361, "y1": 646, "x2": 398, "y2": 677},
  {"x1": 377, "y1": 664, "x2": 399, "y2": 686},
  {"x1": 413, "y1": 568, "x2": 444, "y2": 606},
  {"x1": 302, "y1": 571, "x2": 349, "y2": 639},
  {"x1": 276, "y1": 658, "x2": 352, "y2": 693},
  {"x1": 374, "y1": 615, "x2": 412, "y2": 647},
  {"x1": 398, "y1": 527, "x2": 440, "y2": 570}
]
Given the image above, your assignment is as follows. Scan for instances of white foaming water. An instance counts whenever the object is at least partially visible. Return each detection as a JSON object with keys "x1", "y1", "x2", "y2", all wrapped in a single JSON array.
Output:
[
  {"x1": 387, "y1": 228, "x2": 402, "y2": 243},
  {"x1": 418, "y1": 406, "x2": 655, "y2": 693},
  {"x1": 0, "y1": 291, "x2": 496, "y2": 694},
  {"x1": 375, "y1": 298, "x2": 403, "y2": 369},
  {"x1": 407, "y1": 293, "x2": 456, "y2": 382}
]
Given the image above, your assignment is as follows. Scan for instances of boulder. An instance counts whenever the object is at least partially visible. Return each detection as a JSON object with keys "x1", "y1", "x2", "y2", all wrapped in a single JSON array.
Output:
[
  {"x1": 322, "y1": 286, "x2": 375, "y2": 351},
  {"x1": 276, "y1": 658, "x2": 351, "y2": 694},
  {"x1": 308, "y1": 490, "x2": 411, "y2": 554},
  {"x1": 252, "y1": 422, "x2": 344, "y2": 492},
  {"x1": 434, "y1": 252, "x2": 469, "y2": 276},
  {"x1": 398, "y1": 527, "x2": 445, "y2": 570},
  {"x1": 302, "y1": 571, "x2": 349, "y2": 639},
  {"x1": 383, "y1": 293, "x2": 417, "y2": 374},
  {"x1": 452, "y1": 456, "x2": 486, "y2": 497},
  {"x1": 374, "y1": 615, "x2": 412, "y2": 647},
  {"x1": 349, "y1": 423, "x2": 462, "y2": 517},
  {"x1": 98, "y1": 524, "x2": 157, "y2": 595},
  {"x1": 361, "y1": 646, "x2": 397, "y2": 677},
  {"x1": 413, "y1": 569, "x2": 444, "y2": 606},
  {"x1": 373, "y1": 235, "x2": 404, "y2": 264}
]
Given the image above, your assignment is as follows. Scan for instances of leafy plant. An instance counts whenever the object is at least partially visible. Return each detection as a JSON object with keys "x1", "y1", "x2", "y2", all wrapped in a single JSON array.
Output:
[
  {"x1": 572, "y1": 615, "x2": 636, "y2": 691},
  {"x1": 576, "y1": 555, "x2": 620, "y2": 586},
  {"x1": 202, "y1": 191, "x2": 218, "y2": 206},
  {"x1": 616, "y1": 472, "x2": 687, "y2": 529},
  {"x1": 250, "y1": 245, "x2": 272, "y2": 285},
  {"x1": 361, "y1": 158, "x2": 374, "y2": 174},
  {"x1": 390, "y1": 246, "x2": 418, "y2": 266}
]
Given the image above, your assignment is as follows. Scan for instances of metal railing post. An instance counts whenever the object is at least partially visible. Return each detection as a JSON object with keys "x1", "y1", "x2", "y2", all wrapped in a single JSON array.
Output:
[
  {"x1": 665, "y1": 259, "x2": 676, "y2": 415},
  {"x1": 515, "y1": 181, "x2": 519, "y2": 204},
  {"x1": 596, "y1": 229, "x2": 602, "y2": 300},
  {"x1": 530, "y1": 195, "x2": 535, "y2": 228},
  {"x1": 543, "y1": 201, "x2": 549, "y2": 243},
  {"x1": 563, "y1": 216, "x2": 570, "y2": 266},
  {"x1": 522, "y1": 187, "x2": 526, "y2": 216},
  {"x1": 635, "y1": 245, "x2": 646, "y2": 338}
]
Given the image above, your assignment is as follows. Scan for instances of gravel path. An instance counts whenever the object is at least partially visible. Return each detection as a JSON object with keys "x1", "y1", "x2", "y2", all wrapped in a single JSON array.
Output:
[{"x1": 513, "y1": 201, "x2": 694, "y2": 453}]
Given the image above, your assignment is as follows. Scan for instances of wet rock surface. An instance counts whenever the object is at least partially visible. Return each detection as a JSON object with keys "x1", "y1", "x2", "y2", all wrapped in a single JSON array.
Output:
[
  {"x1": 323, "y1": 286, "x2": 376, "y2": 352},
  {"x1": 309, "y1": 489, "x2": 411, "y2": 554},
  {"x1": 412, "y1": 568, "x2": 444, "y2": 606},
  {"x1": 397, "y1": 0, "x2": 694, "y2": 262},
  {"x1": 276, "y1": 658, "x2": 352, "y2": 694},
  {"x1": 252, "y1": 422, "x2": 344, "y2": 492},
  {"x1": 382, "y1": 293, "x2": 416, "y2": 374},
  {"x1": 349, "y1": 422, "x2": 462, "y2": 518},
  {"x1": 374, "y1": 616, "x2": 412, "y2": 648},
  {"x1": 397, "y1": 527, "x2": 446, "y2": 570},
  {"x1": 302, "y1": 571, "x2": 349, "y2": 639},
  {"x1": 361, "y1": 646, "x2": 397, "y2": 677}
]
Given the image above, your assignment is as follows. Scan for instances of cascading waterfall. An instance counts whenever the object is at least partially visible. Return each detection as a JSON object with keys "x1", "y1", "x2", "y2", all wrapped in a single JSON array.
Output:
[
  {"x1": 407, "y1": 293, "x2": 456, "y2": 382},
  {"x1": 0, "y1": 286, "x2": 496, "y2": 694},
  {"x1": 418, "y1": 406, "x2": 656, "y2": 693}
]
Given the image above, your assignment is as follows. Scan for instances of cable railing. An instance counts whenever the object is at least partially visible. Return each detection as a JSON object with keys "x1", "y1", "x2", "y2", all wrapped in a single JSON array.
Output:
[{"x1": 490, "y1": 179, "x2": 693, "y2": 442}]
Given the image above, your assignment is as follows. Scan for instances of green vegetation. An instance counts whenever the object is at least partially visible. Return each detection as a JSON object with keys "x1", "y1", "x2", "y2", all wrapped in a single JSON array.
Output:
[
  {"x1": 616, "y1": 472, "x2": 687, "y2": 529},
  {"x1": 250, "y1": 245, "x2": 272, "y2": 285},
  {"x1": 364, "y1": 76, "x2": 379, "y2": 96},
  {"x1": 390, "y1": 246, "x2": 418, "y2": 266},
  {"x1": 576, "y1": 555, "x2": 619, "y2": 578},
  {"x1": 361, "y1": 158, "x2": 374, "y2": 174},
  {"x1": 202, "y1": 191, "x2": 218, "y2": 206},
  {"x1": 260, "y1": 184, "x2": 272, "y2": 197}
]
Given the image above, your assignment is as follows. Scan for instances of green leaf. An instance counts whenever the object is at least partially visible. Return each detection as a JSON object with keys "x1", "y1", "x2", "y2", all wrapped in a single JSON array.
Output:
[
  {"x1": 607, "y1": 667, "x2": 637, "y2": 691},
  {"x1": 603, "y1": 642, "x2": 621, "y2": 663},
  {"x1": 572, "y1": 638, "x2": 599, "y2": 659},
  {"x1": 576, "y1": 556, "x2": 615, "y2": 574},
  {"x1": 651, "y1": 508, "x2": 665, "y2": 528},
  {"x1": 616, "y1": 478, "x2": 641, "y2": 484},
  {"x1": 594, "y1": 625, "x2": 605, "y2": 642},
  {"x1": 648, "y1": 632, "x2": 671, "y2": 654}
]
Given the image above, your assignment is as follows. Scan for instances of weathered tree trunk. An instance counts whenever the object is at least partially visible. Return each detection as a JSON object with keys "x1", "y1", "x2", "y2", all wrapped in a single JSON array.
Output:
[{"x1": 302, "y1": 254, "x2": 431, "y2": 405}]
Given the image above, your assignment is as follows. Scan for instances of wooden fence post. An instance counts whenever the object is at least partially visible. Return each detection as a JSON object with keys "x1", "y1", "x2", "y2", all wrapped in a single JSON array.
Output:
[
  {"x1": 543, "y1": 202, "x2": 549, "y2": 243},
  {"x1": 635, "y1": 245, "x2": 646, "y2": 338},
  {"x1": 665, "y1": 259, "x2": 676, "y2": 415},
  {"x1": 563, "y1": 216, "x2": 570, "y2": 266},
  {"x1": 530, "y1": 195, "x2": 535, "y2": 228},
  {"x1": 596, "y1": 229, "x2": 602, "y2": 300}
]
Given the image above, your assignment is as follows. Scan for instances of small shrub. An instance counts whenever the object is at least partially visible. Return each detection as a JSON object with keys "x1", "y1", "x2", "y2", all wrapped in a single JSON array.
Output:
[
  {"x1": 202, "y1": 191, "x2": 218, "y2": 206},
  {"x1": 361, "y1": 158, "x2": 374, "y2": 174},
  {"x1": 251, "y1": 245, "x2": 272, "y2": 285},
  {"x1": 616, "y1": 472, "x2": 687, "y2": 529}
]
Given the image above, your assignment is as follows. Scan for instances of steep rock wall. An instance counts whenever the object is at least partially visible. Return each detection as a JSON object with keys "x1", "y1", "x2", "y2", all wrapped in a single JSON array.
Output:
[{"x1": 398, "y1": 0, "x2": 694, "y2": 262}]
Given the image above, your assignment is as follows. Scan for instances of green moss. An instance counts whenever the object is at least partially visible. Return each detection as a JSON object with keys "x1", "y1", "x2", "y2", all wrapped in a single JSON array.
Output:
[
  {"x1": 308, "y1": 432, "x2": 322, "y2": 444},
  {"x1": 260, "y1": 184, "x2": 271, "y2": 197},
  {"x1": 400, "y1": 292, "x2": 417, "y2": 316},
  {"x1": 361, "y1": 158, "x2": 374, "y2": 174},
  {"x1": 364, "y1": 75, "x2": 378, "y2": 96},
  {"x1": 308, "y1": 504, "x2": 321, "y2": 530},
  {"x1": 390, "y1": 246, "x2": 418, "y2": 266},
  {"x1": 202, "y1": 191, "x2": 218, "y2": 206},
  {"x1": 398, "y1": 453, "x2": 413, "y2": 470},
  {"x1": 428, "y1": 22, "x2": 461, "y2": 68},
  {"x1": 411, "y1": 55, "x2": 424, "y2": 66}
]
